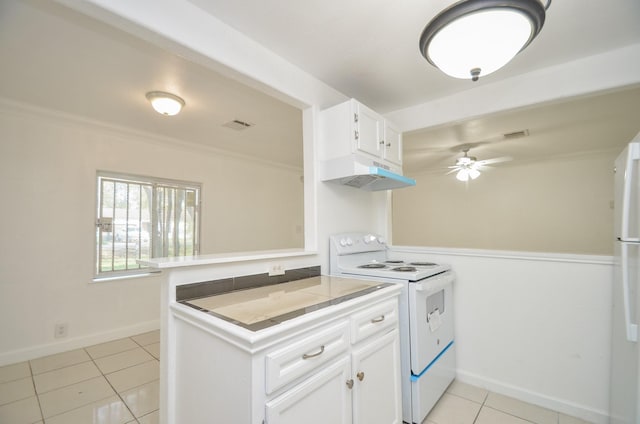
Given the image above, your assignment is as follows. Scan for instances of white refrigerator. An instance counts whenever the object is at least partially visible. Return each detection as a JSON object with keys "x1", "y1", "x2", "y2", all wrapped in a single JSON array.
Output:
[{"x1": 611, "y1": 134, "x2": 640, "y2": 424}]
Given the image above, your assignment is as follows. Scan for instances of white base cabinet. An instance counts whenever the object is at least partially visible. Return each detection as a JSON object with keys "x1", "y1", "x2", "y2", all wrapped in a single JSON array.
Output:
[
  {"x1": 267, "y1": 329, "x2": 401, "y2": 424},
  {"x1": 266, "y1": 357, "x2": 352, "y2": 424},
  {"x1": 167, "y1": 287, "x2": 402, "y2": 424},
  {"x1": 352, "y1": 330, "x2": 402, "y2": 424}
]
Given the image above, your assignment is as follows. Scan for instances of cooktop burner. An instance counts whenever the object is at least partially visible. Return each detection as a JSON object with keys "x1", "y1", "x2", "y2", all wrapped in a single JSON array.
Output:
[
  {"x1": 409, "y1": 262, "x2": 438, "y2": 267},
  {"x1": 357, "y1": 262, "x2": 439, "y2": 271},
  {"x1": 359, "y1": 263, "x2": 387, "y2": 269},
  {"x1": 392, "y1": 266, "x2": 418, "y2": 272}
]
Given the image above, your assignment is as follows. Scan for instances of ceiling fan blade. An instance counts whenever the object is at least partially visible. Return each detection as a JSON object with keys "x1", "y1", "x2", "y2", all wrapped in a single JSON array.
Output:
[
  {"x1": 445, "y1": 168, "x2": 459, "y2": 175},
  {"x1": 476, "y1": 156, "x2": 512, "y2": 166}
]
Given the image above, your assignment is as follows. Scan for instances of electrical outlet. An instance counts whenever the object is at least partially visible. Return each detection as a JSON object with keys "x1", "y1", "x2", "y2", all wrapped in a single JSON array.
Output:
[
  {"x1": 54, "y1": 323, "x2": 68, "y2": 338},
  {"x1": 268, "y1": 264, "x2": 285, "y2": 276}
]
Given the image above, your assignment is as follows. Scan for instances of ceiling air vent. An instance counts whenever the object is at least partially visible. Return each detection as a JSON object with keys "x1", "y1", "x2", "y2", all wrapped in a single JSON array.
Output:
[
  {"x1": 223, "y1": 119, "x2": 254, "y2": 131},
  {"x1": 503, "y1": 129, "x2": 529, "y2": 139}
]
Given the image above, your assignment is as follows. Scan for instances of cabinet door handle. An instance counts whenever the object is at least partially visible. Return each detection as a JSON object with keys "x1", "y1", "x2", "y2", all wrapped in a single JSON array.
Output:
[
  {"x1": 379, "y1": 140, "x2": 385, "y2": 145},
  {"x1": 346, "y1": 379, "x2": 354, "y2": 389},
  {"x1": 386, "y1": 143, "x2": 391, "y2": 147},
  {"x1": 371, "y1": 315, "x2": 385, "y2": 323},
  {"x1": 302, "y1": 345, "x2": 325, "y2": 360},
  {"x1": 357, "y1": 371, "x2": 365, "y2": 381},
  {"x1": 354, "y1": 130, "x2": 359, "y2": 140}
]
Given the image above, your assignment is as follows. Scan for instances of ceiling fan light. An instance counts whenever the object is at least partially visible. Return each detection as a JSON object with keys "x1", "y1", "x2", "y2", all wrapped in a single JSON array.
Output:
[
  {"x1": 146, "y1": 91, "x2": 185, "y2": 116},
  {"x1": 469, "y1": 168, "x2": 481, "y2": 179},
  {"x1": 456, "y1": 169, "x2": 470, "y2": 181},
  {"x1": 419, "y1": 0, "x2": 547, "y2": 81}
]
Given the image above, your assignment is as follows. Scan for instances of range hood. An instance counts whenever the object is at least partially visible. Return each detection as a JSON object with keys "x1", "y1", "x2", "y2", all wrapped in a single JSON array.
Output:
[{"x1": 320, "y1": 155, "x2": 416, "y2": 191}]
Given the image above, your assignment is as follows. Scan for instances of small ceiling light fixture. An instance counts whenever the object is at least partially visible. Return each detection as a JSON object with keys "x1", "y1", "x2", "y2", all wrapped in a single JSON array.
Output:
[
  {"x1": 145, "y1": 91, "x2": 185, "y2": 116},
  {"x1": 419, "y1": 0, "x2": 551, "y2": 81}
]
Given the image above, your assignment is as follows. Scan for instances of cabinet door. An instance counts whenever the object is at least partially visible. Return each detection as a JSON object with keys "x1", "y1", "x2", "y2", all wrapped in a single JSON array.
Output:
[
  {"x1": 355, "y1": 102, "x2": 383, "y2": 159},
  {"x1": 265, "y1": 357, "x2": 352, "y2": 424},
  {"x1": 383, "y1": 122, "x2": 402, "y2": 166},
  {"x1": 352, "y1": 330, "x2": 402, "y2": 424}
]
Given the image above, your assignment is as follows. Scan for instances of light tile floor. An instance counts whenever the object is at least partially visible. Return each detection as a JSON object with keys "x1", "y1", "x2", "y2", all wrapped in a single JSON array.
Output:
[
  {"x1": 0, "y1": 331, "x2": 594, "y2": 424},
  {"x1": 426, "y1": 380, "x2": 594, "y2": 424},
  {"x1": 0, "y1": 331, "x2": 160, "y2": 424}
]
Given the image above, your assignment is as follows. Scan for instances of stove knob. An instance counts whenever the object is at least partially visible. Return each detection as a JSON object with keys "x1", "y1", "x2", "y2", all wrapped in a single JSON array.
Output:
[
  {"x1": 363, "y1": 234, "x2": 376, "y2": 244},
  {"x1": 340, "y1": 238, "x2": 348, "y2": 247},
  {"x1": 378, "y1": 237, "x2": 385, "y2": 244},
  {"x1": 346, "y1": 237, "x2": 353, "y2": 246}
]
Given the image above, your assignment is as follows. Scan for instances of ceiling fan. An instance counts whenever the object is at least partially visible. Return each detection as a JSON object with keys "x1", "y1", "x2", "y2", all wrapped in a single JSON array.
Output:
[{"x1": 447, "y1": 148, "x2": 512, "y2": 181}]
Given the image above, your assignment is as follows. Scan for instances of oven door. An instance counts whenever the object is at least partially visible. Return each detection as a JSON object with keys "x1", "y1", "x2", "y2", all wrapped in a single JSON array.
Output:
[{"x1": 408, "y1": 271, "x2": 454, "y2": 375}]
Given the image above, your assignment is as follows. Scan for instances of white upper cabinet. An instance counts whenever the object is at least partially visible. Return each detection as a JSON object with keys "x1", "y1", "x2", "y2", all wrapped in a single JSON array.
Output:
[
  {"x1": 382, "y1": 121, "x2": 402, "y2": 166},
  {"x1": 319, "y1": 99, "x2": 403, "y2": 168},
  {"x1": 354, "y1": 102, "x2": 383, "y2": 159}
]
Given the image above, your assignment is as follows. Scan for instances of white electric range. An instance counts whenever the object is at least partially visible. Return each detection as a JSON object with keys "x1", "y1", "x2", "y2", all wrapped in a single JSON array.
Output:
[{"x1": 329, "y1": 232, "x2": 456, "y2": 424}]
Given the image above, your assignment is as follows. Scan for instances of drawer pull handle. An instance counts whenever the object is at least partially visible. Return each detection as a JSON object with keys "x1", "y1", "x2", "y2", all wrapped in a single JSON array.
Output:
[
  {"x1": 371, "y1": 315, "x2": 385, "y2": 323},
  {"x1": 302, "y1": 345, "x2": 325, "y2": 360},
  {"x1": 346, "y1": 379, "x2": 354, "y2": 389},
  {"x1": 357, "y1": 371, "x2": 365, "y2": 381}
]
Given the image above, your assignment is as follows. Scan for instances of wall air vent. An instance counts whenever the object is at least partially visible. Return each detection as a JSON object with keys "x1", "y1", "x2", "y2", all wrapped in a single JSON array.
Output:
[{"x1": 223, "y1": 119, "x2": 254, "y2": 131}]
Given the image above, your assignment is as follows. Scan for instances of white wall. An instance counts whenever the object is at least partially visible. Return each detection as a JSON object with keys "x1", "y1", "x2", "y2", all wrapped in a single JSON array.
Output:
[
  {"x1": 394, "y1": 247, "x2": 612, "y2": 424},
  {"x1": 392, "y1": 153, "x2": 616, "y2": 421},
  {"x1": 392, "y1": 151, "x2": 617, "y2": 255},
  {"x1": 0, "y1": 100, "x2": 303, "y2": 365}
]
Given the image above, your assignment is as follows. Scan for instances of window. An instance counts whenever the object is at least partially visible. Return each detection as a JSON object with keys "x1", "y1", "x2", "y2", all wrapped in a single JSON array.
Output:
[{"x1": 95, "y1": 172, "x2": 201, "y2": 279}]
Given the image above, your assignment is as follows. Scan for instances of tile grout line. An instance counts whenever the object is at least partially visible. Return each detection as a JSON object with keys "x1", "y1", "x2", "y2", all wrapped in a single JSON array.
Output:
[
  {"x1": 470, "y1": 390, "x2": 489, "y2": 424},
  {"x1": 28, "y1": 359, "x2": 45, "y2": 424},
  {"x1": 471, "y1": 390, "x2": 557, "y2": 424},
  {"x1": 37, "y1": 347, "x2": 120, "y2": 423},
  {"x1": 0, "y1": 332, "x2": 159, "y2": 423},
  {"x1": 87, "y1": 342, "x2": 141, "y2": 423},
  {"x1": 95, "y1": 336, "x2": 161, "y2": 423},
  {"x1": 30, "y1": 360, "x2": 100, "y2": 396}
]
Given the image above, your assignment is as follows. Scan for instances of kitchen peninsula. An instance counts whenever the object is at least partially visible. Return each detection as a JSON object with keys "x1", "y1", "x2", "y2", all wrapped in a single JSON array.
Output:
[{"x1": 140, "y1": 253, "x2": 402, "y2": 424}]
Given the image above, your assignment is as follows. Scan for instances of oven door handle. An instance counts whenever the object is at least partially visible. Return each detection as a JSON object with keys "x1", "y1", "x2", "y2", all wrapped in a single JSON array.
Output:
[{"x1": 413, "y1": 273, "x2": 453, "y2": 293}]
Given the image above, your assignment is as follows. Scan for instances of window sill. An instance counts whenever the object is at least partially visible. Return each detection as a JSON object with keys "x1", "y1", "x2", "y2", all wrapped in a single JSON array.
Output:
[{"x1": 92, "y1": 270, "x2": 162, "y2": 283}]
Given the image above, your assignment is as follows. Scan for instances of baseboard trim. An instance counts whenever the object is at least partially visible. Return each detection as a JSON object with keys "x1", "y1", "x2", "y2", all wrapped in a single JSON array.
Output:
[
  {"x1": 456, "y1": 369, "x2": 609, "y2": 424},
  {"x1": 0, "y1": 320, "x2": 160, "y2": 366}
]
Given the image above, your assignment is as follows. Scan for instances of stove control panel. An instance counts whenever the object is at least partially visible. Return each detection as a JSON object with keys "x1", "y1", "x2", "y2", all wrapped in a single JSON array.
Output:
[
  {"x1": 363, "y1": 234, "x2": 377, "y2": 244},
  {"x1": 331, "y1": 233, "x2": 387, "y2": 254},
  {"x1": 339, "y1": 237, "x2": 353, "y2": 247}
]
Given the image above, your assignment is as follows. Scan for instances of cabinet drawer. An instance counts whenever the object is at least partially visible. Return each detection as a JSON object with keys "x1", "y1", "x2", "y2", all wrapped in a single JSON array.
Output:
[
  {"x1": 350, "y1": 299, "x2": 398, "y2": 344},
  {"x1": 265, "y1": 322, "x2": 349, "y2": 394}
]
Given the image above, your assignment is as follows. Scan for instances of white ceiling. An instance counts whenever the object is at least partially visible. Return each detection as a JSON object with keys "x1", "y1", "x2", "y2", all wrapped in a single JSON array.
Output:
[
  {"x1": 188, "y1": 0, "x2": 640, "y2": 113},
  {"x1": 1, "y1": 0, "x2": 639, "y2": 172}
]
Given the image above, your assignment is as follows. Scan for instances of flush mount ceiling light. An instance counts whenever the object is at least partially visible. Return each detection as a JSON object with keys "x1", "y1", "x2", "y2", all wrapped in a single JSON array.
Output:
[
  {"x1": 145, "y1": 91, "x2": 185, "y2": 116},
  {"x1": 419, "y1": 0, "x2": 550, "y2": 81}
]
